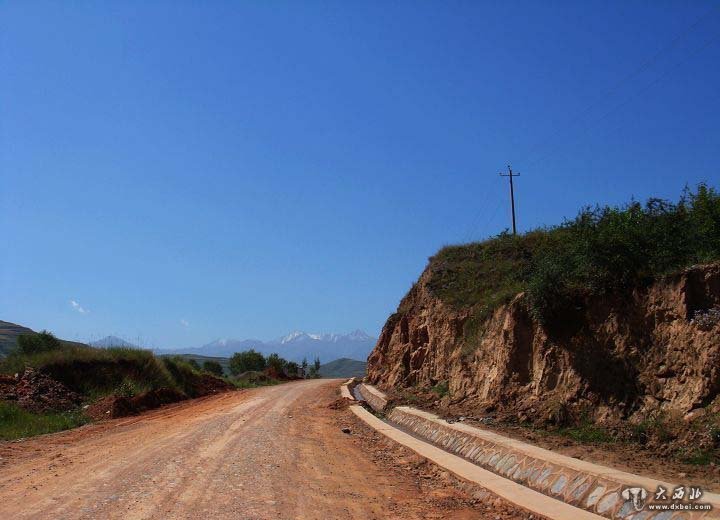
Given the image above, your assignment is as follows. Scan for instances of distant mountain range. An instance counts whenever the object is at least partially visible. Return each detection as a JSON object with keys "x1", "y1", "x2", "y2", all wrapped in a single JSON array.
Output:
[
  {"x1": 161, "y1": 329, "x2": 376, "y2": 364},
  {"x1": 1, "y1": 322, "x2": 376, "y2": 365}
]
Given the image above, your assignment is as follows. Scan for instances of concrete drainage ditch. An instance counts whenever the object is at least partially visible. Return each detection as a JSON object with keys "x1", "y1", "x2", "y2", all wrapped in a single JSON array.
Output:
[{"x1": 342, "y1": 380, "x2": 720, "y2": 520}]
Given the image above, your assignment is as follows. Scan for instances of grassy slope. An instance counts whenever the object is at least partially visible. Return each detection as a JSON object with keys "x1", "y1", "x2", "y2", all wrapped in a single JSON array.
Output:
[
  {"x1": 0, "y1": 342, "x2": 236, "y2": 440},
  {"x1": 319, "y1": 358, "x2": 367, "y2": 378},
  {"x1": 426, "y1": 185, "x2": 720, "y2": 332},
  {"x1": 162, "y1": 354, "x2": 231, "y2": 375}
]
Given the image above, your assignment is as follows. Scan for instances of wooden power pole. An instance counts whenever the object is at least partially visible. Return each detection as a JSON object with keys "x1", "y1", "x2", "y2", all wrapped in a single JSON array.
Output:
[{"x1": 499, "y1": 165, "x2": 519, "y2": 235}]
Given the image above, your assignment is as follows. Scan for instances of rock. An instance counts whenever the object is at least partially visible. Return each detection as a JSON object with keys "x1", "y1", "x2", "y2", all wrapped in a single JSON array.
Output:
[{"x1": 341, "y1": 427, "x2": 351, "y2": 434}]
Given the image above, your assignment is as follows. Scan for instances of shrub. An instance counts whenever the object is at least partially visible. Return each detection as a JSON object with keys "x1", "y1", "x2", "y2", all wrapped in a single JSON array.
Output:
[
  {"x1": 308, "y1": 357, "x2": 322, "y2": 379},
  {"x1": 0, "y1": 345, "x2": 176, "y2": 397},
  {"x1": 229, "y1": 349, "x2": 266, "y2": 375},
  {"x1": 16, "y1": 331, "x2": 62, "y2": 356},
  {"x1": 266, "y1": 353, "x2": 287, "y2": 374},
  {"x1": 161, "y1": 357, "x2": 203, "y2": 397},
  {"x1": 431, "y1": 381, "x2": 450, "y2": 398},
  {"x1": 425, "y1": 185, "x2": 720, "y2": 326},
  {"x1": 202, "y1": 360, "x2": 224, "y2": 376},
  {"x1": 285, "y1": 361, "x2": 299, "y2": 377}
]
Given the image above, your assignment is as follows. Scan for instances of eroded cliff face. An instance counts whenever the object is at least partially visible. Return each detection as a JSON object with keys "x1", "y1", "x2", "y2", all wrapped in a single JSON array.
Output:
[{"x1": 367, "y1": 263, "x2": 720, "y2": 427}]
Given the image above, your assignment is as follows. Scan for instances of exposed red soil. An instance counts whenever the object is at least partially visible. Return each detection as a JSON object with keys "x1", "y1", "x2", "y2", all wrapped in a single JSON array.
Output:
[
  {"x1": 86, "y1": 388, "x2": 188, "y2": 420},
  {"x1": 0, "y1": 368, "x2": 82, "y2": 412}
]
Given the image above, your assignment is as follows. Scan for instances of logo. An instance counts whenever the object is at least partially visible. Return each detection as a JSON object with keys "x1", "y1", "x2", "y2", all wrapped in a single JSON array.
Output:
[
  {"x1": 622, "y1": 487, "x2": 648, "y2": 511},
  {"x1": 622, "y1": 485, "x2": 712, "y2": 513}
]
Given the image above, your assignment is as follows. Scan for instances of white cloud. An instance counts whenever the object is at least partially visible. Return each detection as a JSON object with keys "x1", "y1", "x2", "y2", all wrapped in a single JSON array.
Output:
[
  {"x1": 180, "y1": 319, "x2": 189, "y2": 327},
  {"x1": 70, "y1": 300, "x2": 88, "y2": 314}
]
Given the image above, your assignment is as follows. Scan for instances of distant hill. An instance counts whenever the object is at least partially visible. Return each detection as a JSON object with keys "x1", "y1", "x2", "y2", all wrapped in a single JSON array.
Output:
[
  {"x1": 89, "y1": 336, "x2": 139, "y2": 348},
  {"x1": 0, "y1": 320, "x2": 88, "y2": 356},
  {"x1": 319, "y1": 358, "x2": 366, "y2": 378},
  {"x1": 0, "y1": 321, "x2": 35, "y2": 355}
]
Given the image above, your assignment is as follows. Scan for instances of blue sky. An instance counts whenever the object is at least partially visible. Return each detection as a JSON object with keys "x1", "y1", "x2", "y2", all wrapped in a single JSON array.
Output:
[{"x1": 2, "y1": 1, "x2": 719, "y2": 348}]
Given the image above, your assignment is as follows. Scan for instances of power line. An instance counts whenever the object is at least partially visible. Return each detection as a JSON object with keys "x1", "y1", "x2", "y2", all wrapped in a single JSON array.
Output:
[
  {"x1": 526, "y1": 31, "x2": 720, "y2": 170},
  {"x1": 499, "y1": 165, "x2": 520, "y2": 235},
  {"x1": 523, "y1": 5, "x2": 720, "y2": 167},
  {"x1": 461, "y1": 180, "x2": 498, "y2": 243},
  {"x1": 462, "y1": 6, "x2": 719, "y2": 242}
]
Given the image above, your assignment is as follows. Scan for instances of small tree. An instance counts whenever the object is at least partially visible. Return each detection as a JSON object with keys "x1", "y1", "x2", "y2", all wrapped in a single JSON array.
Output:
[
  {"x1": 286, "y1": 361, "x2": 299, "y2": 377},
  {"x1": 301, "y1": 357, "x2": 308, "y2": 378},
  {"x1": 229, "y1": 349, "x2": 266, "y2": 375},
  {"x1": 187, "y1": 359, "x2": 201, "y2": 370},
  {"x1": 266, "y1": 353, "x2": 287, "y2": 373},
  {"x1": 16, "y1": 330, "x2": 62, "y2": 356},
  {"x1": 203, "y1": 360, "x2": 224, "y2": 376},
  {"x1": 305, "y1": 356, "x2": 321, "y2": 378}
]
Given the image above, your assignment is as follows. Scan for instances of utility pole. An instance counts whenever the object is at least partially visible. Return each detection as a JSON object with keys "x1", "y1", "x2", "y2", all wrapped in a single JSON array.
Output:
[{"x1": 499, "y1": 165, "x2": 519, "y2": 235}]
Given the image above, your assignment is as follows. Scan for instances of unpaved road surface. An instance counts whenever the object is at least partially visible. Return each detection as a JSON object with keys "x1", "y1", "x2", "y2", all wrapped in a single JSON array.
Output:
[{"x1": 0, "y1": 380, "x2": 529, "y2": 519}]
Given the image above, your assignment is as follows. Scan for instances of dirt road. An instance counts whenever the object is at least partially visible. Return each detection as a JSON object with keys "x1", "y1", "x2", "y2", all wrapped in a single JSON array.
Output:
[{"x1": 0, "y1": 379, "x2": 529, "y2": 519}]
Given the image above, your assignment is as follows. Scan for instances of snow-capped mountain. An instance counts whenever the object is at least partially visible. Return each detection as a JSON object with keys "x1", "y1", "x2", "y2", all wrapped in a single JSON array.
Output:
[
  {"x1": 163, "y1": 330, "x2": 377, "y2": 363},
  {"x1": 278, "y1": 329, "x2": 373, "y2": 345}
]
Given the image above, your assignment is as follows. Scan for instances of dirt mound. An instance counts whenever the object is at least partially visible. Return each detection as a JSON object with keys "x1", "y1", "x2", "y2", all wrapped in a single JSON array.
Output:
[
  {"x1": 328, "y1": 397, "x2": 355, "y2": 410},
  {"x1": 87, "y1": 387, "x2": 187, "y2": 420},
  {"x1": 0, "y1": 368, "x2": 83, "y2": 413},
  {"x1": 190, "y1": 373, "x2": 234, "y2": 395},
  {"x1": 236, "y1": 371, "x2": 272, "y2": 384},
  {"x1": 85, "y1": 375, "x2": 233, "y2": 420}
]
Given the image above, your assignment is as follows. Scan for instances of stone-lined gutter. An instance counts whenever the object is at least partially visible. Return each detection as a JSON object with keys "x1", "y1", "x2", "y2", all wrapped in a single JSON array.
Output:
[
  {"x1": 355, "y1": 382, "x2": 387, "y2": 412},
  {"x1": 340, "y1": 378, "x2": 355, "y2": 399},
  {"x1": 341, "y1": 379, "x2": 604, "y2": 520},
  {"x1": 353, "y1": 382, "x2": 720, "y2": 520}
]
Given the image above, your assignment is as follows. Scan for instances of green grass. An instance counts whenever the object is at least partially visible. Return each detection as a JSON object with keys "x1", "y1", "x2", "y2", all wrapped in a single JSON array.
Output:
[
  {"x1": 0, "y1": 337, "x2": 236, "y2": 440},
  {"x1": 680, "y1": 448, "x2": 718, "y2": 466},
  {"x1": 161, "y1": 354, "x2": 231, "y2": 376},
  {"x1": 557, "y1": 421, "x2": 614, "y2": 444},
  {"x1": 1, "y1": 346, "x2": 179, "y2": 400},
  {"x1": 0, "y1": 344, "x2": 231, "y2": 401},
  {"x1": 431, "y1": 381, "x2": 450, "y2": 398},
  {"x1": 0, "y1": 401, "x2": 89, "y2": 440},
  {"x1": 425, "y1": 185, "x2": 720, "y2": 328}
]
